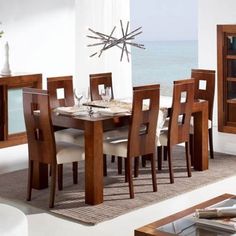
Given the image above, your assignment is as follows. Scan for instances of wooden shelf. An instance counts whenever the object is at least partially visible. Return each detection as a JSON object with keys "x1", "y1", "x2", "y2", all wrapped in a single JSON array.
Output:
[
  {"x1": 0, "y1": 73, "x2": 42, "y2": 148},
  {"x1": 218, "y1": 24, "x2": 236, "y2": 133},
  {"x1": 227, "y1": 98, "x2": 236, "y2": 103},
  {"x1": 226, "y1": 55, "x2": 236, "y2": 59},
  {"x1": 227, "y1": 77, "x2": 236, "y2": 81}
]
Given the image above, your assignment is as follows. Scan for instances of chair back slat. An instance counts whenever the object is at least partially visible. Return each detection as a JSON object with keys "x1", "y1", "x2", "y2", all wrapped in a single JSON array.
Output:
[
  {"x1": 89, "y1": 72, "x2": 114, "y2": 101},
  {"x1": 169, "y1": 79, "x2": 195, "y2": 146},
  {"x1": 191, "y1": 69, "x2": 215, "y2": 121},
  {"x1": 23, "y1": 87, "x2": 56, "y2": 164},
  {"x1": 47, "y1": 76, "x2": 74, "y2": 109},
  {"x1": 128, "y1": 84, "x2": 160, "y2": 157}
]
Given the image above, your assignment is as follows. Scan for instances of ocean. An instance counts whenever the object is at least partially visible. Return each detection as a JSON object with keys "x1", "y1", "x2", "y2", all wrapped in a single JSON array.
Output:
[{"x1": 132, "y1": 40, "x2": 198, "y2": 96}]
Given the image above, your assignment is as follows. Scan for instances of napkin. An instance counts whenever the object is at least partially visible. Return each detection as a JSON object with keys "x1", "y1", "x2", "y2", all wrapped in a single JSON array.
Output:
[
  {"x1": 55, "y1": 106, "x2": 86, "y2": 116},
  {"x1": 98, "y1": 107, "x2": 130, "y2": 116}
]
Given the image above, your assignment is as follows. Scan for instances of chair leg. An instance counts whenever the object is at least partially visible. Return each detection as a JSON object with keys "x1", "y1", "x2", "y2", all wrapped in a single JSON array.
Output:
[
  {"x1": 189, "y1": 134, "x2": 194, "y2": 166},
  {"x1": 167, "y1": 145, "x2": 174, "y2": 184},
  {"x1": 27, "y1": 160, "x2": 33, "y2": 201},
  {"x1": 209, "y1": 128, "x2": 214, "y2": 159},
  {"x1": 124, "y1": 159, "x2": 128, "y2": 182},
  {"x1": 150, "y1": 154, "x2": 157, "y2": 192},
  {"x1": 118, "y1": 156, "x2": 122, "y2": 175},
  {"x1": 103, "y1": 154, "x2": 107, "y2": 177},
  {"x1": 57, "y1": 164, "x2": 63, "y2": 190},
  {"x1": 163, "y1": 146, "x2": 167, "y2": 161},
  {"x1": 141, "y1": 156, "x2": 146, "y2": 167},
  {"x1": 185, "y1": 142, "x2": 192, "y2": 177},
  {"x1": 49, "y1": 164, "x2": 56, "y2": 208},
  {"x1": 134, "y1": 156, "x2": 140, "y2": 178},
  {"x1": 72, "y1": 162, "x2": 78, "y2": 184},
  {"x1": 157, "y1": 146, "x2": 162, "y2": 170},
  {"x1": 126, "y1": 158, "x2": 134, "y2": 199},
  {"x1": 111, "y1": 155, "x2": 115, "y2": 163}
]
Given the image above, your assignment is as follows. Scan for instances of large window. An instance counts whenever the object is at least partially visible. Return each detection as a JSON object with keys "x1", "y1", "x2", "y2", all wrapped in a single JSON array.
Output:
[{"x1": 130, "y1": 0, "x2": 198, "y2": 96}]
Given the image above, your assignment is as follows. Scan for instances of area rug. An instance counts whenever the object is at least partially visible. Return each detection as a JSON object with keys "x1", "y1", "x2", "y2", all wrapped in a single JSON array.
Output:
[{"x1": 0, "y1": 146, "x2": 236, "y2": 225}]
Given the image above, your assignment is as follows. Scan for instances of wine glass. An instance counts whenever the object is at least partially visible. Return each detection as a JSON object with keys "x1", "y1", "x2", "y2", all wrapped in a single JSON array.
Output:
[
  {"x1": 73, "y1": 88, "x2": 83, "y2": 107},
  {"x1": 82, "y1": 87, "x2": 94, "y2": 116},
  {"x1": 101, "y1": 86, "x2": 112, "y2": 103}
]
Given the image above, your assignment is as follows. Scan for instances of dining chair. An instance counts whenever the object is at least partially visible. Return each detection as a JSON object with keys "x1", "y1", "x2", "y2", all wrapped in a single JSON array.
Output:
[
  {"x1": 157, "y1": 79, "x2": 195, "y2": 183},
  {"x1": 191, "y1": 69, "x2": 215, "y2": 159},
  {"x1": 47, "y1": 76, "x2": 84, "y2": 145},
  {"x1": 89, "y1": 72, "x2": 114, "y2": 101},
  {"x1": 89, "y1": 72, "x2": 125, "y2": 175},
  {"x1": 23, "y1": 87, "x2": 84, "y2": 208},
  {"x1": 103, "y1": 84, "x2": 160, "y2": 198}
]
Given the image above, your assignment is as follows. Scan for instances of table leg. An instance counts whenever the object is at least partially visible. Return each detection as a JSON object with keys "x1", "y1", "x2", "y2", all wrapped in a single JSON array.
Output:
[
  {"x1": 84, "y1": 120, "x2": 103, "y2": 205},
  {"x1": 32, "y1": 162, "x2": 48, "y2": 189},
  {"x1": 193, "y1": 104, "x2": 208, "y2": 170}
]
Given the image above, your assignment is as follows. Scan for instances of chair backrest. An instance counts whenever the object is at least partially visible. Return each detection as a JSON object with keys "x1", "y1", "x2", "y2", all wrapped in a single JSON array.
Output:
[
  {"x1": 23, "y1": 87, "x2": 56, "y2": 165},
  {"x1": 47, "y1": 76, "x2": 74, "y2": 109},
  {"x1": 169, "y1": 79, "x2": 195, "y2": 146},
  {"x1": 191, "y1": 69, "x2": 215, "y2": 121},
  {"x1": 89, "y1": 72, "x2": 114, "y2": 101},
  {"x1": 128, "y1": 84, "x2": 160, "y2": 157}
]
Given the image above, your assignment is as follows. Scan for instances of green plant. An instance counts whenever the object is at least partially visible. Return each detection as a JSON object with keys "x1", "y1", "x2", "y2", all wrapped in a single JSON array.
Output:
[{"x1": 0, "y1": 22, "x2": 3, "y2": 38}]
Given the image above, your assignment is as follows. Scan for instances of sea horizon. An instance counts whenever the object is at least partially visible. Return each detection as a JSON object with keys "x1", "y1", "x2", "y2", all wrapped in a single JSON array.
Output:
[{"x1": 131, "y1": 40, "x2": 198, "y2": 96}]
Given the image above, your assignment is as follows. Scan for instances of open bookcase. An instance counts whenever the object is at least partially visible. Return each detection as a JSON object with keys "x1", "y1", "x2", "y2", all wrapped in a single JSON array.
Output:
[{"x1": 217, "y1": 24, "x2": 236, "y2": 133}]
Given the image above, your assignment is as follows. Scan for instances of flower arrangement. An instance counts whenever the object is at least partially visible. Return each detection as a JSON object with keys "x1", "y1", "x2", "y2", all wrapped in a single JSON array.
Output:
[{"x1": 0, "y1": 22, "x2": 3, "y2": 38}]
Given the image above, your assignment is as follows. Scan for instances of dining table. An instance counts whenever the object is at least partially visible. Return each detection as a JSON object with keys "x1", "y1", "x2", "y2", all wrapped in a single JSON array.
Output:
[{"x1": 31, "y1": 97, "x2": 208, "y2": 205}]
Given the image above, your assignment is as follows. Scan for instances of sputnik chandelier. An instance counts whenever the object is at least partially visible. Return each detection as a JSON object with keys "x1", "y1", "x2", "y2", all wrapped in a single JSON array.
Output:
[{"x1": 87, "y1": 20, "x2": 145, "y2": 62}]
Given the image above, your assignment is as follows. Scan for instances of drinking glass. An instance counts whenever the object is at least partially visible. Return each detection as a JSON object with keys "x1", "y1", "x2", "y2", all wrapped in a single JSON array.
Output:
[
  {"x1": 73, "y1": 88, "x2": 83, "y2": 107},
  {"x1": 101, "y1": 86, "x2": 112, "y2": 103}
]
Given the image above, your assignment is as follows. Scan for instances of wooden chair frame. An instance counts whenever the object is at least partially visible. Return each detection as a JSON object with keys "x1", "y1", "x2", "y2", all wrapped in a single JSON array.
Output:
[{"x1": 191, "y1": 69, "x2": 215, "y2": 159}]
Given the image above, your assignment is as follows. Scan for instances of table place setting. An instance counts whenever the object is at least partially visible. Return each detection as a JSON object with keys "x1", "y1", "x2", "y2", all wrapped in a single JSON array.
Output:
[{"x1": 54, "y1": 106, "x2": 89, "y2": 116}]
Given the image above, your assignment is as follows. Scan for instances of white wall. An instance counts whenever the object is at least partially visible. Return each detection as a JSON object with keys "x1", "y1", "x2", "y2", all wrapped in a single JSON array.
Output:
[
  {"x1": 0, "y1": 0, "x2": 75, "y2": 88},
  {"x1": 75, "y1": 0, "x2": 132, "y2": 98},
  {"x1": 198, "y1": 0, "x2": 236, "y2": 125},
  {"x1": 0, "y1": 0, "x2": 132, "y2": 96}
]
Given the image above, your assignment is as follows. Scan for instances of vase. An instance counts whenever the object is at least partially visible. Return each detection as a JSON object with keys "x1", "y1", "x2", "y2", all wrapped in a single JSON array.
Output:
[{"x1": 1, "y1": 41, "x2": 11, "y2": 76}]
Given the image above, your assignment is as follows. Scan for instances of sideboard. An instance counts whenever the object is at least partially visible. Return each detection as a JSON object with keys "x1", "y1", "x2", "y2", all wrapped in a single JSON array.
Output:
[{"x1": 0, "y1": 73, "x2": 42, "y2": 148}]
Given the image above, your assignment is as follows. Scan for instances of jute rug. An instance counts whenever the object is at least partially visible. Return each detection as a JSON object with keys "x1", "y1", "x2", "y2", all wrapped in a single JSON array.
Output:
[{"x1": 0, "y1": 146, "x2": 235, "y2": 225}]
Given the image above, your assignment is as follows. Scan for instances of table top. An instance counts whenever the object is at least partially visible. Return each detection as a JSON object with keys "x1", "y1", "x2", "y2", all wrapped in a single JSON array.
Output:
[{"x1": 135, "y1": 194, "x2": 235, "y2": 236}]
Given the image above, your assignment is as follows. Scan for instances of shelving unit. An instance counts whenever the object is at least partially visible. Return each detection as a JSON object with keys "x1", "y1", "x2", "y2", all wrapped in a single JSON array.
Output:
[
  {"x1": 0, "y1": 73, "x2": 42, "y2": 148},
  {"x1": 217, "y1": 25, "x2": 236, "y2": 133}
]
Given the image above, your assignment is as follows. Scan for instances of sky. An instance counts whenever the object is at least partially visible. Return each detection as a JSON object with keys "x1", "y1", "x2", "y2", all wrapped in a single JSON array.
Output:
[{"x1": 130, "y1": 0, "x2": 198, "y2": 41}]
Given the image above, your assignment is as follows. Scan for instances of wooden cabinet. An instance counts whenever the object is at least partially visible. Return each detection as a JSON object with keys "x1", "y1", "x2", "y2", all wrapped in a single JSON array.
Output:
[
  {"x1": 217, "y1": 25, "x2": 236, "y2": 133},
  {"x1": 0, "y1": 73, "x2": 42, "y2": 148}
]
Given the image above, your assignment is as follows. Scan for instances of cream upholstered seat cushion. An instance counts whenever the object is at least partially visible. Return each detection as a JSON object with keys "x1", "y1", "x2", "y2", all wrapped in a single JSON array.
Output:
[
  {"x1": 157, "y1": 129, "x2": 168, "y2": 147},
  {"x1": 103, "y1": 138, "x2": 128, "y2": 157},
  {"x1": 189, "y1": 118, "x2": 212, "y2": 133},
  {"x1": 0, "y1": 204, "x2": 28, "y2": 236},
  {"x1": 55, "y1": 128, "x2": 84, "y2": 146},
  {"x1": 56, "y1": 141, "x2": 85, "y2": 164},
  {"x1": 77, "y1": 126, "x2": 130, "y2": 147}
]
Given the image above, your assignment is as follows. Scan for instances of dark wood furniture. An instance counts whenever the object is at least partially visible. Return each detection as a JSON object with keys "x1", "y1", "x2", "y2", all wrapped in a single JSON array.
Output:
[
  {"x1": 191, "y1": 69, "x2": 215, "y2": 159},
  {"x1": 135, "y1": 194, "x2": 235, "y2": 236},
  {"x1": 103, "y1": 84, "x2": 160, "y2": 198},
  {"x1": 47, "y1": 75, "x2": 74, "y2": 109},
  {"x1": 47, "y1": 75, "x2": 84, "y2": 189},
  {"x1": 89, "y1": 72, "x2": 120, "y2": 173},
  {"x1": 0, "y1": 73, "x2": 42, "y2": 148},
  {"x1": 217, "y1": 24, "x2": 236, "y2": 133},
  {"x1": 23, "y1": 88, "x2": 84, "y2": 208},
  {"x1": 89, "y1": 72, "x2": 113, "y2": 101},
  {"x1": 31, "y1": 97, "x2": 208, "y2": 205},
  {"x1": 158, "y1": 79, "x2": 195, "y2": 183}
]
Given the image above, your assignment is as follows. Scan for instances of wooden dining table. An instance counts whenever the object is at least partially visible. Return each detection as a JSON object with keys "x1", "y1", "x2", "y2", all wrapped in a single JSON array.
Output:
[{"x1": 31, "y1": 98, "x2": 208, "y2": 205}]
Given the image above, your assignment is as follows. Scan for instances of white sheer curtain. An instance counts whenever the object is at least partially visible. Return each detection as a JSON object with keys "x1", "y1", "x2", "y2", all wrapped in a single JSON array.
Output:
[{"x1": 75, "y1": 0, "x2": 132, "y2": 99}]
